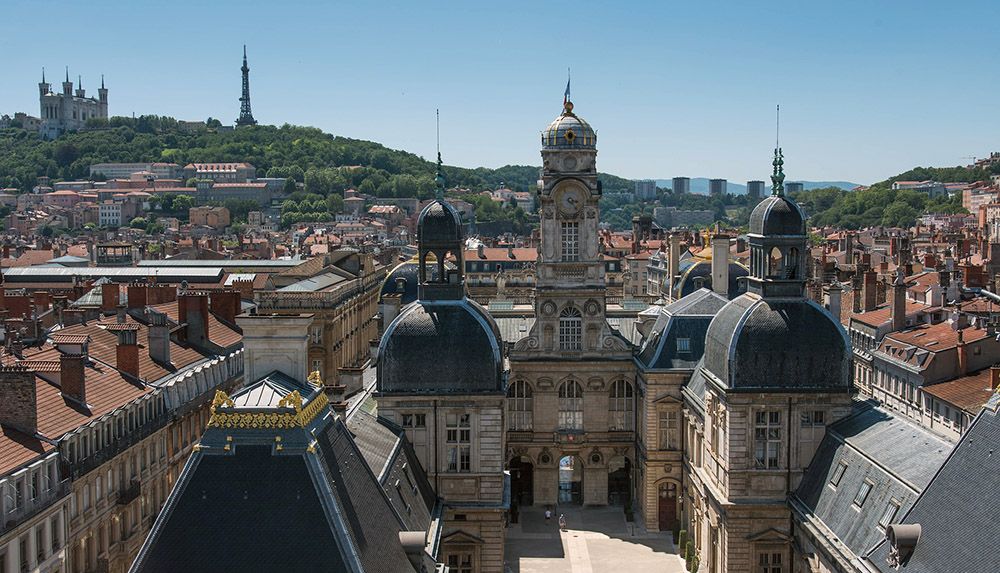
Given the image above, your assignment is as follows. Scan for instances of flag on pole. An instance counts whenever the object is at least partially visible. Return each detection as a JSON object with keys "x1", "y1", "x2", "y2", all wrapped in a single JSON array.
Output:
[{"x1": 564, "y1": 68, "x2": 571, "y2": 105}]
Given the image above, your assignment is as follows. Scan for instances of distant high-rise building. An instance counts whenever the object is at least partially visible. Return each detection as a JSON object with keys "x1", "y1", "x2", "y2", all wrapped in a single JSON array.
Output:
[
  {"x1": 709, "y1": 178, "x2": 727, "y2": 196},
  {"x1": 38, "y1": 67, "x2": 108, "y2": 139},
  {"x1": 236, "y1": 45, "x2": 257, "y2": 127},
  {"x1": 785, "y1": 181, "x2": 804, "y2": 194},
  {"x1": 747, "y1": 180, "x2": 765, "y2": 199},
  {"x1": 672, "y1": 177, "x2": 690, "y2": 194},
  {"x1": 634, "y1": 179, "x2": 657, "y2": 201}
]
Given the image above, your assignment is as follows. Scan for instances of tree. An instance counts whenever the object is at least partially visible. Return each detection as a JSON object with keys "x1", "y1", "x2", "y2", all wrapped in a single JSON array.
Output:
[
  {"x1": 130, "y1": 216, "x2": 148, "y2": 229},
  {"x1": 53, "y1": 142, "x2": 79, "y2": 167},
  {"x1": 173, "y1": 194, "x2": 195, "y2": 213}
]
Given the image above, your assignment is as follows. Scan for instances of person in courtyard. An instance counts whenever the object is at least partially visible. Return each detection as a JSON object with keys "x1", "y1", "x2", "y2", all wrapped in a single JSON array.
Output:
[
  {"x1": 559, "y1": 514, "x2": 567, "y2": 530},
  {"x1": 545, "y1": 508, "x2": 552, "y2": 522}
]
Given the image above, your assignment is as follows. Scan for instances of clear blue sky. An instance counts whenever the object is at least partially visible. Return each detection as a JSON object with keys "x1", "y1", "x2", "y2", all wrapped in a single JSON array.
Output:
[{"x1": 3, "y1": 0, "x2": 998, "y2": 185}]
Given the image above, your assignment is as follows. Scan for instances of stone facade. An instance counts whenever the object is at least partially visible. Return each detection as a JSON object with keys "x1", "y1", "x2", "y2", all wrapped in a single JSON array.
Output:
[{"x1": 38, "y1": 73, "x2": 108, "y2": 139}]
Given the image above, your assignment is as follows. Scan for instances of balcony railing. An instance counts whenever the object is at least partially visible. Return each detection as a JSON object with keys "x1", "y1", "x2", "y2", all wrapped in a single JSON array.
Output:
[
  {"x1": 1, "y1": 479, "x2": 70, "y2": 534},
  {"x1": 71, "y1": 416, "x2": 169, "y2": 479},
  {"x1": 116, "y1": 479, "x2": 141, "y2": 506}
]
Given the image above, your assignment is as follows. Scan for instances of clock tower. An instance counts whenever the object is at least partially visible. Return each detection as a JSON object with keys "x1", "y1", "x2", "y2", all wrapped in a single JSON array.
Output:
[
  {"x1": 507, "y1": 96, "x2": 635, "y2": 508},
  {"x1": 512, "y1": 98, "x2": 629, "y2": 359}
]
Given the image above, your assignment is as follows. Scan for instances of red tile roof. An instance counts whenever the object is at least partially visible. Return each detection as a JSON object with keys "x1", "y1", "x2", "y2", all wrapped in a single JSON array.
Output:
[
  {"x1": 0, "y1": 426, "x2": 53, "y2": 475},
  {"x1": 923, "y1": 369, "x2": 998, "y2": 413}
]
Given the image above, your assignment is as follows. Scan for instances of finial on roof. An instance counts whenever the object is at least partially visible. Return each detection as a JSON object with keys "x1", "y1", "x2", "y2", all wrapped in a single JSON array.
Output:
[
  {"x1": 771, "y1": 105, "x2": 785, "y2": 196},
  {"x1": 243, "y1": 44, "x2": 247, "y2": 61},
  {"x1": 41, "y1": 67, "x2": 45, "y2": 83},
  {"x1": 435, "y1": 109, "x2": 445, "y2": 201},
  {"x1": 65, "y1": 66, "x2": 69, "y2": 83},
  {"x1": 78, "y1": 75, "x2": 82, "y2": 88},
  {"x1": 101, "y1": 74, "x2": 105, "y2": 89}
]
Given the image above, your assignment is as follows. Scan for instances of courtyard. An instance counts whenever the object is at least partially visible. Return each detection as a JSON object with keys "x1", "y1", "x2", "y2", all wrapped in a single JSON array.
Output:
[{"x1": 504, "y1": 506, "x2": 686, "y2": 573}]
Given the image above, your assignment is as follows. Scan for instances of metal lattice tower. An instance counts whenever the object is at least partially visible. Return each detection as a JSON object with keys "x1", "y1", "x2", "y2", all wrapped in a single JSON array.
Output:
[{"x1": 236, "y1": 45, "x2": 257, "y2": 127}]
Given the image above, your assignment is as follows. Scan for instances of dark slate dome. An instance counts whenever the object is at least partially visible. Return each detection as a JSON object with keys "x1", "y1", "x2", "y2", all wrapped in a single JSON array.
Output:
[
  {"x1": 702, "y1": 295, "x2": 850, "y2": 391},
  {"x1": 378, "y1": 299, "x2": 503, "y2": 394},
  {"x1": 542, "y1": 102, "x2": 597, "y2": 149},
  {"x1": 671, "y1": 258, "x2": 749, "y2": 300},
  {"x1": 749, "y1": 195, "x2": 806, "y2": 236},
  {"x1": 379, "y1": 257, "x2": 450, "y2": 305},
  {"x1": 417, "y1": 200, "x2": 462, "y2": 243}
]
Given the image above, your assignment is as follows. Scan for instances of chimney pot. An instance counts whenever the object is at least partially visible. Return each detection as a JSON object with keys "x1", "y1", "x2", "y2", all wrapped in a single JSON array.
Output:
[
  {"x1": 0, "y1": 365, "x2": 37, "y2": 434},
  {"x1": 59, "y1": 353, "x2": 87, "y2": 404}
]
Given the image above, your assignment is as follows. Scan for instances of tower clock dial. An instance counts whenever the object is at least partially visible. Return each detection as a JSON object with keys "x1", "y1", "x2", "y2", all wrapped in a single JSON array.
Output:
[{"x1": 558, "y1": 188, "x2": 584, "y2": 216}]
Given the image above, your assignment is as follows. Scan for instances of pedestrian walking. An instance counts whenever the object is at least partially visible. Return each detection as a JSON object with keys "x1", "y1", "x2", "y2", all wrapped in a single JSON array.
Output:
[
  {"x1": 545, "y1": 508, "x2": 552, "y2": 522},
  {"x1": 559, "y1": 513, "x2": 567, "y2": 530}
]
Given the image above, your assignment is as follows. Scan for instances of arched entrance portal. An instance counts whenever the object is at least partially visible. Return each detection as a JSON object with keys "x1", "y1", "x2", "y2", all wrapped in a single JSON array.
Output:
[
  {"x1": 558, "y1": 455, "x2": 583, "y2": 504},
  {"x1": 658, "y1": 481, "x2": 678, "y2": 532},
  {"x1": 509, "y1": 456, "x2": 534, "y2": 506},
  {"x1": 608, "y1": 456, "x2": 631, "y2": 506}
]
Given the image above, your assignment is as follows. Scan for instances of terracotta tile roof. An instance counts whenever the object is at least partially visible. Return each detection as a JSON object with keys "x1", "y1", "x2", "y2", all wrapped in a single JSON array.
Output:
[
  {"x1": 2, "y1": 250, "x2": 57, "y2": 268},
  {"x1": 885, "y1": 322, "x2": 988, "y2": 352},
  {"x1": 18, "y1": 360, "x2": 61, "y2": 373},
  {"x1": 848, "y1": 301, "x2": 936, "y2": 327},
  {"x1": 0, "y1": 426, "x2": 53, "y2": 475},
  {"x1": 145, "y1": 301, "x2": 242, "y2": 350},
  {"x1": 923, "y1": 369, "x2": 998, "y2": 413},
  {"x1": 50, "y1": 333, "x2": 92, "y2": 345}
]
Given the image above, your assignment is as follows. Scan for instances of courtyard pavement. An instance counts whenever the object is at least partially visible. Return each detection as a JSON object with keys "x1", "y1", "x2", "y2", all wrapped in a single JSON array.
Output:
[{"x1": 504, "y1": 506, "x2": 687, "y2": 573}]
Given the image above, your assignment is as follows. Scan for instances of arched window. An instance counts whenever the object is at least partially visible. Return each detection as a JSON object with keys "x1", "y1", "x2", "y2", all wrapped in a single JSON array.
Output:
[
  {"x1": 785, "y1": 247, "x2": 799, "y2": 279},
  {"x1": 559, "y1": 307, "x2": 582, "y2": 351},
  {"x1": 507, "y1": 380, "x2": 533, "y2": 431},
  {"x1": 609, "y1": 380, "x2": 634, "y2": 431},
  {"x1": 558, "y1": 380, "x2": 583, "y2": 430},
  {"x1": 768, "y1": 247, "x2": 783, "y2": 278}
]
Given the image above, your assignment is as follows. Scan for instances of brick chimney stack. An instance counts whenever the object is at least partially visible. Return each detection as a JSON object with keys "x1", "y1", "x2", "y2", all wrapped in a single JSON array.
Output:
[
  {"x1": 59, "y1": 353, "x2": 87, "y2": 404},
  {"x1": 179, "y1": 292, "x2": 210, "y2": 348},
  {"x1": 711, "y1": 233, "x2": 731, "y2": 296},
  {"x1": 0, "y1": 365, "x2": 37, "y2": 435},
  {"x1": 209, "y1": 290, "x2": 241, "y2": 326},
  {"x1": 101, "y1": 282, "x2": 118, "y2": 313},
  {"x1": 863, "y1": 270, "x2": 878, "y2": 312},
  {"x1": 891, "y1": 268, "x2": 907, "y2": 332},
  {"x1": 956, "y1": 329, "x2": 968, "y2": 377},
  {"x1": 107, "y1": 323, "x2": 140, "y2": 379}
]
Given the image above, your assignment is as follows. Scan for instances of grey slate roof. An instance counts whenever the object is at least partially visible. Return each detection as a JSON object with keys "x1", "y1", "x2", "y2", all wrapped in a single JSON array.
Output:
[
  {"x1": 132, "y1": 445, "x2": 351, "y2": 572},
  {"x1": 703, "y1": 294, "x2": 851, "y2": 392},
  {"x1": 748, "y1": 194, "x2": 806, "y2": 236},
  {"x1": 277, "y1": 271, "x2": 348, "y2": 292},
  {"x1": 793, "y1": 402, "x2": 952, "y2": 563},
  {"x1": 378, "y1": 299, "x2": 503, "y2": 395},
  {"x1": 379, "y1": 259, "x2": 445, "y2": 305},
  {"x1": 638, "y1": 288, "x2": 729, "y2": 370},
  {"x1": 682, "y1": 358, "x2": 710, "y2": 414},
  {"x1": 417, "y1": 200, "x2": 463, "y2": 243},
  {"x1": 671, "y1": 258, "x2": 749, "y2": 300},
  {"x1": 862, "y1": 395, "x2": 1000, "y2": 573}
]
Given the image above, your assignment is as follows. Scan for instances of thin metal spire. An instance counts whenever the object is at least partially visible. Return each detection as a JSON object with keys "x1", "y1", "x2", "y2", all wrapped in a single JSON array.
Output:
[
  {"x1": 101, "y1": 74, "x2": 105, "y2": 89},
  {"x1": 435, "y1": 109, "x2": 445, "y2": 201},
  {"x1": 776, "y1": 104, "x2": 780, "y2": 149},
  {"x1": 65, "y1": 66, "x2": 69, "y2": 83},
  {"x1": 78, "y1": 75, "x2": 82, "y2": 89},
  {"x1": 41, "y1": 67, "x2": 45, "y2": 83}
]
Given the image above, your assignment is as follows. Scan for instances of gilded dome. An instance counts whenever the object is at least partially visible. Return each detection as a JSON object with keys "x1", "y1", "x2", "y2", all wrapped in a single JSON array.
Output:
[{"x1": 542, "y1": 102, "x2": 597, "y2": 149}]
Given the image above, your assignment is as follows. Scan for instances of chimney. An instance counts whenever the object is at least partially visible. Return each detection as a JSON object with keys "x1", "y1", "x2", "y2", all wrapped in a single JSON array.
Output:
[
  {"x1": 956, "y1": 329, "x2": 968, "y2": 377},
  {"x1": 108, "y1": 324, "x2": 140, "y2": 379},
  {"x1": 477, "y1": 243, "x2": 485, "y2": 259},
  {"x1": 891, "y1": 269, "x2": 907, "y2": 332},
  {"x1": 147, "y1": 310, "x2": 171, "y2": 365},
  {"x1": 127, "y1": 283, "x2": 148, "y2": 310},
  {"x1": 62, "y1": 308, "x2": 85, "y2": 326},
  {"x1": 32, "y1": 291, "x2": 51, "y2": 313},
  {"x1": 826, "y1": 282, "x2": 843, "y2": 324},
  {"x1": 59, "y1": 353, "x2": 86, "y2": 404},
  {"x1": 101, "y1": 282, "x2": 118, "y2": 313},
  {"x1": 236, "y1": 313, "x2": 314, "y2": 382},
  {"x1": 991, "y1": 363, "x2": 1000, "y2": 390},
  {"x1": 337, "y1": 366, "x2": 365, "y2": 396},
  {"x1": 863, "y1": 270, "x2": 878, "y2": 312},
  {"x1": 668, "y1": 234, "x2": 681, "y2": 300},
  {"x1": 508, "y1": 243, "x2": 515, "y2": 259},
  {"x1": 0, "y1": 365, "x2": 37, "y2": 435},
  {"x1": 179, "y1": 293, "x2": 210, "y2": 348},
  {"x1": 711, "y1": 234, "x2": 730, "y2": 296},
  {"x1": 209, "y1": 290, "x2": 241, "y2": 325},
  {"x1": 116, "y1": 304, "x2": 127, "y2": 323}
]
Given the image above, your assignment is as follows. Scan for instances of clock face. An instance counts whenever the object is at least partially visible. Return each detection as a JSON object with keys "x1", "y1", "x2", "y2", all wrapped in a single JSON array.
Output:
[
  {"x1": 562, "y1": 156, "x2": 578, "y2": 171},
  {"x1": 559, "y1": 188, "x2": 584, "y2": 215}
]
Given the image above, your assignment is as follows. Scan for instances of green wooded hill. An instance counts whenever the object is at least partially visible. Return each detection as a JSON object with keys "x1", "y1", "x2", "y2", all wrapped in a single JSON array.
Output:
[{"x1": 0, "y1": 116, "x2": 632, "y2": 198}]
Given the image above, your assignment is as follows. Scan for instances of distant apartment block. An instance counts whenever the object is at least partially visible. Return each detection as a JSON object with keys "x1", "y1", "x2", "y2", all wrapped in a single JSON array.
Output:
[
  {"x1": 90, "y1": 162, "x2": 180, "y2": 180},
  {"x1": 708, "y1": 178, "x2": 727, "y2": 196},
  {"x1": 892, "y1": 180, "x2": 948, "y2": 198},
  {"x1": 182, "y1": 162, "x2": 256, "y2": 183},
  {"x1": 634, "y1": 179, "x2": 657, "y2": 201},
  {"x1": 746, "y1": 180, "x2": 765, "y2": 199},
  {"x1": 785, "y1": 181, "x2": 805, "y2": 194},
  {"x1": 190, "y1": 206, "x2": 231, "y2": 229},
  {"x1": 671, "y1": 177, "x2": 690, "y2": 194},
  {"x1": 653, "y1": 206, "x2": 715, "y2": 228}
]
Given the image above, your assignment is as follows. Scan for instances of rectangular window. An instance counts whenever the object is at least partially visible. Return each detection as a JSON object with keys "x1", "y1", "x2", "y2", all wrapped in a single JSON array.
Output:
[
  {"x1": 676, "y1": 337, "x2": 691, "y2": 353},
  {"x1": 446, "y1": 552, "x2": 474, "y2": 573},
  {"x1": 401, "y1": 413, "x2": 427, "y2": 428},
  {"x1": 446, "y1": 413, "x2": 472, "y2": 473},
  {"x1": 658, "y1": 410, "x2": 679, "y2": 450},
  {"x1": 561, "y1": 221, "x2": 580, "y2": 262},
  {"x1": 758, "y1": 551, "x2": 783, "y2": 573},
  {"x1": 878, "y1": 500, "x2": 900, "y2": 530},
  {"x1": 800, "y1": 411, "x2": 825, "y2": 426},
  {"x1": 753, "y1": 411, "x2": 781, "y2": 469},
  {"x1": 854, "y1": 480, "x2": 874, "y2": 507},
  {"x1": 829, "y1": 461, "x2": 848, "y2": 487}
]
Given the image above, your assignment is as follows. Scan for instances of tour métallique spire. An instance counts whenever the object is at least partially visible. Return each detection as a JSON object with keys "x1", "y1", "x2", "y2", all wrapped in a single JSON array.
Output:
[{"x1": 236, "y1": 44, "x2": 257, "y2": 127}]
